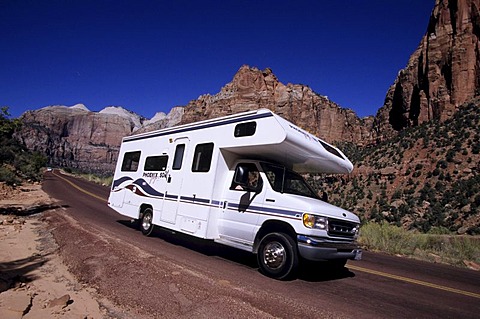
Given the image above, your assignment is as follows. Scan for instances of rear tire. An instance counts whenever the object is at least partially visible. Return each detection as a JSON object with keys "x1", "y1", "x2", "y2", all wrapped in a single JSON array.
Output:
[
  {"x1": 140, "y1": 207, "x2": 154, "y2": 236},
  {"x1": 257, "y1": 232, "x2": 299, "y2": 280}
]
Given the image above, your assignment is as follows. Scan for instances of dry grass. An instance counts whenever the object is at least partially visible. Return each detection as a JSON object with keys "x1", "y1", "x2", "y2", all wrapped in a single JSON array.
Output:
[{"x1": 359, "y1": 222, "x2": 480, "y2": 269}]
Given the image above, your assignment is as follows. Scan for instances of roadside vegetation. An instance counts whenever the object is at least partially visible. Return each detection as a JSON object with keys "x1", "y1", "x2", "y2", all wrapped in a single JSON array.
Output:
[
  {"x1": 310, "y1": 100, "x2": 480, "y2": 236},
  {"x1": 307, "y1": 99, "x2": 480, "y2": 269},
  {"x1": 81, "y1": 173, "x2": 113, "y2": 187},
  {"x1": 359, "y1": 222, "x2": 480, "y2": 269},
  {"x1": 0, "y1": 107, "x2": 47, "y2": 185},
  {"x1": 62, "y1": 167, "x2": 113, "y2": 187}
]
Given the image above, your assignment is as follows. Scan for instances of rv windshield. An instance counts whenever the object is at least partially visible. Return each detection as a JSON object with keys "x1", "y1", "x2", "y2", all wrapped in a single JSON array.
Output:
[{"x1": 260, "y1": 162, "x2": 319, "y2": 199}]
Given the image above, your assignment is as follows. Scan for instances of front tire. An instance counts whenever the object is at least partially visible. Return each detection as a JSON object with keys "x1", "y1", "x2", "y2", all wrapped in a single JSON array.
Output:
[
  {"x1": 257, "y1": 232, "x2": 299, "y2": 280},
  {"x1": 140, "y1": 207, "x2": 155, "y2": 236}
]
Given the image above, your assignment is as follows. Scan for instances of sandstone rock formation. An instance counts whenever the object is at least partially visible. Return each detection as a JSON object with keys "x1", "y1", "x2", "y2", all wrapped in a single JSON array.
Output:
[
  {"x1": 376, "y1": 0, "x2": 480, "y2": 136},
  {"x1": 181, "y1": 65, "x2": 375, "y2": 144},
  {"x1": 14, "y1": 104, "x2": 182, "y2": 174},
  {"x1": 99, "y1": 106, "x2": 145, "y2": 131},
  {"x1": 136, "y1": 106, "x2": 184, "y2": 133},
  {"x1": 14, "y1": 64, "x2": 376, "y2": 176},
  {"x1": 15, "y1": 105, "x2": 130, "y2": 174}
]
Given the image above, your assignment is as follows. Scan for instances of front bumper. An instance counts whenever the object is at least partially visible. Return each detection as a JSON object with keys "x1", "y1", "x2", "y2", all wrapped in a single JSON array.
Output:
[{"x1": 297, "y1": 234, "x2": 362, "y2": 261}]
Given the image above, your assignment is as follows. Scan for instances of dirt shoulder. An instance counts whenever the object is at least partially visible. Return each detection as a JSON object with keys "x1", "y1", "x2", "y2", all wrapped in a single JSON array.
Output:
[{"x1": 0, "y1": 183, "x2": 118, "y2": 319}]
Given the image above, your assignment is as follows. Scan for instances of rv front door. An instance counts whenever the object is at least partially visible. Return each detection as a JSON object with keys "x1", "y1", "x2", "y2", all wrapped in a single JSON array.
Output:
[
  {"x1": 219, "y1": 163, "x2": 264, "y2": 244},
  {"x1": 161, "y1": 138, "x2": 189, "y2": 224}
]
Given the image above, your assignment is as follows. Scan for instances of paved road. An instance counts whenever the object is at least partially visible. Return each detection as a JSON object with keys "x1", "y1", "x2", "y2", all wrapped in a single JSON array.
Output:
[{"x1": 42, "y1": 170, "x2": 480, "y2": 318}]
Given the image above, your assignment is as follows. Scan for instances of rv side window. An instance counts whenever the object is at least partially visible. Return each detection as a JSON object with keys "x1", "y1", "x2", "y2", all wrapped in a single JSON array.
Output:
[
  {"x1": 121, "y1": 151, "x2": 141, "y2": 172},
  {"x1": 144, "y1": 155, "x2": 168, "y2": 171},
  {"x1": 234, "y1": 121, "x2": 257, "y2": 137},
  {"x1": 192, "y1": 143, "x2": 214, "y2": 172},
  {"x1": 172, "y1": 144, "x2": 185, "y2": 170}
]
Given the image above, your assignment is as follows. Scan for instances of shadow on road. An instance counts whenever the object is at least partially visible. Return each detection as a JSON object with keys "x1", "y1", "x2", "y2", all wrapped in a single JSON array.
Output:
[
  {"x1": 117, "y1": 219, "x2": 258, "y2": 267},
  {"x1": 297, "y1": 261, "x2": 356, "y2": 282},
  {"x1": 117, "y1": 219, "x2": 355, "y2": 282}
]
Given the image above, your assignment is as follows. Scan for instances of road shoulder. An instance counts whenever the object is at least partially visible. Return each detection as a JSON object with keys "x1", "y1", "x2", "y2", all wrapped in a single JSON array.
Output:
[{"x1": 0, "y1": 183, "x2": 111, "y2": 319}]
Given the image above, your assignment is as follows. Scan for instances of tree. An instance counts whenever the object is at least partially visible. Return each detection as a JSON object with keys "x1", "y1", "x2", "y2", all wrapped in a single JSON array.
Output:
[
  {"x1": 0, "y1": 106, "x2": 21, "y2": 138},
  {"x1": 0, "y1": 107, "x2": 45, "y2": 184}
]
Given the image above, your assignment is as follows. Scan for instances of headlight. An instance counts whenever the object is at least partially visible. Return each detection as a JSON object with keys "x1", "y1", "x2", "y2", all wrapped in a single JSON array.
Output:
[
  {"x1": 303, "y1": 213, "x2": 328, "y2": 230},
  {"x1": 352, "y1": 225, "x2": 360, "y2": 239}
]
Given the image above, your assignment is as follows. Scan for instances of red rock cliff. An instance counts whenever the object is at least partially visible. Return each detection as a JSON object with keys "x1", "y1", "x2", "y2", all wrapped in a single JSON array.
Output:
[
  {"x1": 181, "y1": 65, "x2": 375, "y2": 144},
  {"x1": 376, "y1": 0, "x2": 480, "y2": 136}
]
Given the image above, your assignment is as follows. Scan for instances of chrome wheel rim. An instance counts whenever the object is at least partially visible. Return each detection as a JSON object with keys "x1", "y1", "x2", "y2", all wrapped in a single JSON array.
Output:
[
  {"x1": 263, "y1": 241, "x2": 286, "y2": 270},
  {"x1": 142, "y1": 213, "x2": 152, "y2": 231}
]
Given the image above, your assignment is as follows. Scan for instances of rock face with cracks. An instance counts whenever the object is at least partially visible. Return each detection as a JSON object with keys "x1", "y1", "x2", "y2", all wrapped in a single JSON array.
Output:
[
  {"x1": 375, "y1": 0, "x2": 480, "y2": 137},
  {"x1": 180, "y1": 65, "x2": 375, "y2": 145},
  {"x1": 16, "y1": 105, "x2": 130, "y2": 175},
  {"x1": 14, "y1": 105, "x2": 182, "y2": 175}
]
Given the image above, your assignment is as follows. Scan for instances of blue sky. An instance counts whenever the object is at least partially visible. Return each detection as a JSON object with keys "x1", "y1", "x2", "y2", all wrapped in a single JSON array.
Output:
[{"x1": 1, "y1": 0, "x2": 434, "y2": 119}]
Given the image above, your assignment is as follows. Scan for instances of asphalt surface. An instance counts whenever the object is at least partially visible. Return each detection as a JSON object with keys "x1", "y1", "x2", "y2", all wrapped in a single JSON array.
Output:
[{"x1": 41, "y1": 170, "x2": 480, "y2": 318}]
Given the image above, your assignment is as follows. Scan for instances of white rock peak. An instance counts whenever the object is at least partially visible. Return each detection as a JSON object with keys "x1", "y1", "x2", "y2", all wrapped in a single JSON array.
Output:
[
  {"x1": 100, "y1": 106, "x2": 144, "y2": 130},
  {"x1": 39, "y1": 103, "x2": 181, "y2": 131},
  {"x1": 70, "y1": 103, "x2": 89, "y2": 111},
  {"x1": 143, "y1": 111, "x2": 166, "y2": 126}
]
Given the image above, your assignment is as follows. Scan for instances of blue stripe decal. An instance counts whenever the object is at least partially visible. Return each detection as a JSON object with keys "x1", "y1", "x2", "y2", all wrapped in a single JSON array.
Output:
[
  {"x1": 124, "y1": 112, "x2": 274, "y2": 143},
  {"x1": 227, "y1": 203, "x2": 299, "y2": 217},
  {"x1": 180, "y1": 196, "x2": 210, "y2": 204},
  {"x1": 113, "y1": 175, "x2": 301, "y2": 220},
  {"x1": 132, "y1": 178, "x2": 165, "y2": 197},
  {"x1": 112, "y1": 176, "x2": 133, "y2": 188},
  {"x1": 256, "y1": 205, "x2": 299, "y2": 217}
]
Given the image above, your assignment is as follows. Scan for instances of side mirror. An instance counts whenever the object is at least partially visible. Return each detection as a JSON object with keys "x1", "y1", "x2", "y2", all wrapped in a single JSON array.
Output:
[
  {"x1": 234, "y1": 165, "x2": 262, "y2": 193},
  {"x1": 234, "y1": 165, "x2": 249, "y2": 186}
]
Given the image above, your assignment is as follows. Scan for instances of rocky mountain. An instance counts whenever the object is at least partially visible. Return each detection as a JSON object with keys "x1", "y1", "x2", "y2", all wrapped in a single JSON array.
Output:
[
  {"x1": 99, "y1": 106, "x2": 145, "y2": 131},
  {"x1": 179, "y1": 66, "x2": 375, "y2": 145},
  {"x1": 314, "y1": 99, "x2": 480, "y2": 235},
  {"x1": 375, "y1": 0, "x2": 480, "y2": 137},
  {"x1": 136, "y1": 106, "x2": 184, "y2": 133},
  {"x1": 14, "y1": 104, "x2": 181, "y2": 174},
  {"x1": 14, "y1": 63, "x2": 377, "y2": 175}
]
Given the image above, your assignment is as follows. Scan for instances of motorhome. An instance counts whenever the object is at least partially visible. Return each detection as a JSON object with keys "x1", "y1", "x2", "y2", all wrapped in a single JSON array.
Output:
[{"x1": 108, "y1": 109, "x2": 361, "y2": 279}]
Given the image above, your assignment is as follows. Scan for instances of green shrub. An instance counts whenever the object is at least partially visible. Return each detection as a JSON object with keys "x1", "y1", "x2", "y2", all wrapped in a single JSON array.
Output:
[{"x1": 0, "y1": 165, "x2": 20, "y2": 185}]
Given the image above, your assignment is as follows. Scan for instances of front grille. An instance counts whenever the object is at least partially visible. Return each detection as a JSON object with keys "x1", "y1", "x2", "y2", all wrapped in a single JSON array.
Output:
[{"x1": 328, "y1": 218, "x2": 357, "y2": 238}]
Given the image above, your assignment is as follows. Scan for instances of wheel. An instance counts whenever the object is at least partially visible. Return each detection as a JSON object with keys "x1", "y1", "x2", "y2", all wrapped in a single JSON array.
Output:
[
  {"x1": 140, "y1": 207, "x2": 155, "y2": 236},
  {"x1": 257, "y1": 232, "x2": 299, "y2": 280}
]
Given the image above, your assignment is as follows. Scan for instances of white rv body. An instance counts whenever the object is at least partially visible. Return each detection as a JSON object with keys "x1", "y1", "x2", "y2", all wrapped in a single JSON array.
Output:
[{"x1": 108, "y1": 109, "x2": 361, "y2": 279}]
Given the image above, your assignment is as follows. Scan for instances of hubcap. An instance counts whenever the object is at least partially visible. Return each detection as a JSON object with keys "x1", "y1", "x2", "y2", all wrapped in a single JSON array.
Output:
[
  {"x1": 263, "y1": 241, "x2": 286, "y2": 270},
  {"x1": 142, "y1": 213, "x2": 152, "y2": 231}
]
